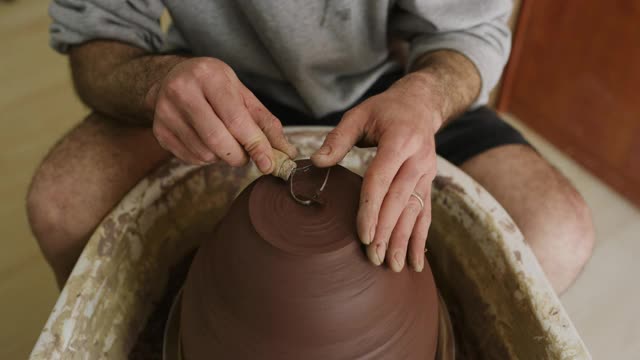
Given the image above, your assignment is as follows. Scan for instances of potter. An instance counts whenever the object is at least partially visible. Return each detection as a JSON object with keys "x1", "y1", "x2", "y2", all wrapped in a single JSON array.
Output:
[{"x1": 35, "y1": 0, "x2": 593, "y2": 295}]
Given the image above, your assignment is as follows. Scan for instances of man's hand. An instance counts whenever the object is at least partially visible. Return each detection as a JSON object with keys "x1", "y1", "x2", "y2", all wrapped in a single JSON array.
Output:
[
  {"x1": 69, "y1": 41, "x2": 296, "y2": 173},
  {"x1": 312, "y1": 73, "x2": 441, "y2": 272},
  {"x1": 148, "y1": 58, "x2": 297, "y2": 172},
  {"x1": 311, "y1": 50, "x2": 481, "y2": 272}
]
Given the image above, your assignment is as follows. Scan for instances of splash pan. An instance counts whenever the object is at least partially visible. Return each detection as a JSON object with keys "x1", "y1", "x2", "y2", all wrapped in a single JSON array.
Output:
[{"x1": 31, "y1": 127, "x2": 590, "y2": 359}]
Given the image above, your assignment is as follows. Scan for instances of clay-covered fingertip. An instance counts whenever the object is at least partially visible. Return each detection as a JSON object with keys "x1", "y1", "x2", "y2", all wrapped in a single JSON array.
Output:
[
  {"x1": 366, "y1": 244, "x2": 382, "y2": 266},
  {"x1": 376, "y1": 243, "x2": 387, "y2": 266},
  {"x1": 256, "y1": 158, "x2": 273, "y2": 174},
  {"x1": 309, "y1": 154, "x2": 329, "y2": 168},
  {"x1": 413, "y1": 261, "x2": 424, "y2": 273},
  {"x1": 287, "y1": 145, "x2": 299, "y2": 159},
  {"x1": 359, "y1": 233, "x2": 372, "y2": 245},
  {"x1": 391, "y1": 252, "x2": 404, "y2": 273}
]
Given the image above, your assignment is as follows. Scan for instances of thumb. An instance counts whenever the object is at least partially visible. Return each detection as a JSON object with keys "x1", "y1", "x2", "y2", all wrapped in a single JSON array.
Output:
[{"x1": 311, "y1": 109, "x2": 366, "y2": 167}]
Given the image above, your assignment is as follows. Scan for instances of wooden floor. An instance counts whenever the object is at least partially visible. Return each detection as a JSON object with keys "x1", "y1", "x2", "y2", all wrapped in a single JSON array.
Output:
[{"x1": 1, "y1": 1, "x2": 638, "y2": 359}]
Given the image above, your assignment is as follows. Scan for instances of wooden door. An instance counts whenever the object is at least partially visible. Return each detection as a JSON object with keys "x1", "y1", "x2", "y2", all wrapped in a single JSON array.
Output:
[{"x1": 498, "y1": 1, "x2": 640, "y2": 206}]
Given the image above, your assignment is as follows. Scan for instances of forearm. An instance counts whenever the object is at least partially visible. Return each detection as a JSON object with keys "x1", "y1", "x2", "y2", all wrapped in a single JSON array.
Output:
[
  {"x1": 69, "y1": 40, "x2": 188, "y2": 125},
  {"x1": 405, "y1": 50, "x2": 482, "y2": 130}
]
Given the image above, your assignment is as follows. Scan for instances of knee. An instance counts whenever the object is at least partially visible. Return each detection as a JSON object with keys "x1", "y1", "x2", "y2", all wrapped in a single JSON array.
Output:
[
  {"x1": 555, "y1": 190, "x2": 595, "y2": 270},
  {"x1": 27, "y1": 170, "x2": 66, "y2": 255},
  {"x1": 520, "y1": 186, "x2": 595, "y2": 293},
  {"x1": 26, "y1": 161, "x2": 89, "y2": 266},
  {"x1": 26, "y1": 112, "x2": 117, "y2": 254}
]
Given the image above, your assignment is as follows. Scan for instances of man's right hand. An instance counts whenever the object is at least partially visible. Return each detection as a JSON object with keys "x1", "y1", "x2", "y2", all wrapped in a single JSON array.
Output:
[{"x1": 147, "y1": 57, "x2": 297, "y2": 172}]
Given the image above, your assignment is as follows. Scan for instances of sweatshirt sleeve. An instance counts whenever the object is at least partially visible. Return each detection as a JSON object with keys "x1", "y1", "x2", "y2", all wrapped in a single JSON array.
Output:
[
  {"x1": 49, "y1": 0, "x2": 165, "y2": 53},
  {"x1": 391, "y1": 0, "x2": 513, "y2": 107}
]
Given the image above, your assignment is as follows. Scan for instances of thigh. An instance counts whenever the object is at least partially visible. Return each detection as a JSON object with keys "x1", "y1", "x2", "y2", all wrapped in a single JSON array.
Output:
[
  {"x1": 458, "y1": 144, "x2": 594, "y2": 292},
  {"x1": 459, "y1": 144, "x2": 581, "y2": 235},
  {"x1": 29, "y1": 112, "x2": 170, "y2": 253}
]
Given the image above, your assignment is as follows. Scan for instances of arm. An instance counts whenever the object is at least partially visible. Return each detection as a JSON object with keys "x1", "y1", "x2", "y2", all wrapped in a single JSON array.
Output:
[
  {"x1": 69, "y1": 41, "x2": 186, "y2": 125},
  {"x1": 408, "y1": 50, "x2": 481, "y2": 130},
  {"x1": 51, "y1": 0, "x2": 295, "y2": 172},
  {"x1": 51, "y1": 0, "x2": 171, "y2": 123},
  {"x1": 312, "y1": 1, "x2": 511, "y2": 272},
  {"x1": 69, "y1": 40, "x2": 296, "y2": 172}
]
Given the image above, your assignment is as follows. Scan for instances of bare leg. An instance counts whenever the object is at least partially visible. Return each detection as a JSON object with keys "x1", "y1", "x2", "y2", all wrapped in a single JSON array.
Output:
[
  {"x1": 26, "y1": 112, "x2": 170, "y2": 288},
  {"x1": 459, "y1": 144, "x2": 595, "y2": 294}
]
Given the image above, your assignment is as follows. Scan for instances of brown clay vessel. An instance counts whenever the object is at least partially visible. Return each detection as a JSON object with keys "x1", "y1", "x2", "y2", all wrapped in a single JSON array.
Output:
[{"x1": 180, "y1": 160, "x2": 439, "y2": 359}]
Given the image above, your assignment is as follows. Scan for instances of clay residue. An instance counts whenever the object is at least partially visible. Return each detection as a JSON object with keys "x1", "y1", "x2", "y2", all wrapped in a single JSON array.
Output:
[
  {"x1": 118, "y1": 213, "x2": 133, "y2": 224},
  {"x1": 145, "y1": 158, "x2": 182, "y2": 184},
  {"x1": 98, "y1": 218, "x2": 116, "y2": 256},
  {"x1": 499, "y1": 219, "x2": 518, "y2": 234},
  {"x1": 433, "y1": 175, "x2": 466, "y2": 194},
  {"x1": 514, "y1": 251, "x2": 522, "y2": 263},
  {"x1": 429, "y1": 191, "x2": 557, "y2": 359},
  {"x1": 129, "y1": 251, "x2": 195, "y2": 359}
]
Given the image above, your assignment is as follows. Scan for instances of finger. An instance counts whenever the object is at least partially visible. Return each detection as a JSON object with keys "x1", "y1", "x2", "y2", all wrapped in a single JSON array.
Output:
[
  {"x1": 242, "y1": 87, "x2": 298, "y2": 159},
  {"x1": 203, "y1": 80, "x2": 273, "y2": 173},
  {"x1": 169, "y1": 91, "x2": 229, "y2": 163},
  {"x1": 178, "y1": 90, "x2": 247, "y2": 167},
  {"x1": 207, "y1": 153, "x2": 219, "y2": 163},
  {"x1": 154, "y1": 99, "x2": 216, "y2": 162},
  {"x1": 408, "y1": 175, "x2": 433, "y2": 272},
  {"x1": 357, "y1": 131, "x2": 414, "y2": 249},
  {"x1": 311, "y1": 108, "x2": 366, "y2": 167},
  {"x1": 154, "y1": 124, "x2": 205, "y2": 165},
  {"x1": 388, "y1": 176, "x2": 425, "y2": 272},
  {"x1": 365, "y1": 155, "x2": 422, "y2": 266},
  {"x1": 168, "y1": 116, "x2": 218, "y2": 163},
  {"x1": 387, "y1": 179, "x2": 426, "y2": 272}
]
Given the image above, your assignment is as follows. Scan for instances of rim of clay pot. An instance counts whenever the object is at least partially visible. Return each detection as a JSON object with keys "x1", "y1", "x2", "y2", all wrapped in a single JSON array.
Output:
[{"x1": 162, "y1": 289, "x2": 455, "y2": 360}]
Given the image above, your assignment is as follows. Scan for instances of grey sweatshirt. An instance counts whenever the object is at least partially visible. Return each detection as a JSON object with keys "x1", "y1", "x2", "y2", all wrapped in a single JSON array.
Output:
[{"x1": 49, "y1": 0, "x2": 512, "y2": 117}]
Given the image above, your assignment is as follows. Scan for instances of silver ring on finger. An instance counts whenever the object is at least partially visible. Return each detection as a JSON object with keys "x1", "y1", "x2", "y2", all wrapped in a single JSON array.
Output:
[{"x1": 410, "y1": 191, "x2": 424, "y2": 211}]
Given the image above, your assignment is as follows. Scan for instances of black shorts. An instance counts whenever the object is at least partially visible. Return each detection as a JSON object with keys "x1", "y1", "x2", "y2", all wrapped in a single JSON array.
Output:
[{"x1": 251, "y1": 71, "x2": 529, "y2": 166}]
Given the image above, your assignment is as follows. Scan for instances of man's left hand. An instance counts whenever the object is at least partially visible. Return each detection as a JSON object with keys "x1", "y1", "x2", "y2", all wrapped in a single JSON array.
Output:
[{"x1": 311, "y1": 73, "x2": 444, "y2": 272}]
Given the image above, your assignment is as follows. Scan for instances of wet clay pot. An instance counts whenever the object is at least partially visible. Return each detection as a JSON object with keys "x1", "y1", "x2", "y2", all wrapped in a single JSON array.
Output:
[{"x1": 180, "y1": 161, "x2": 439, "y2": 359}]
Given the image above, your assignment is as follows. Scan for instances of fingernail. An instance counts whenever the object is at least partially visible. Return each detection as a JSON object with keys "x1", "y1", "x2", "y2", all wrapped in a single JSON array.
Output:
[
  {"x1": 408, "y1": 253, "x2": 417, "y2": 271},
  {"x1": 255, "y1": 154, "x2": 272, "y2": 173},
  {"x1": 362, "y1": 224, "x2": 375, "y2": 245},
  {"x1": 392, "y1": 250, "x2": 405, "y2": 273},
  {"x1": 414, "y1": 255, "x2": 424, "y2": 272},
  {"x1": 367, "y1": 224, "x2": 376, "y2": 245},
  {"x1": 317, "y1": 144, "x2": 331, "y2": 156},
  {"x1": 375, "y1": 243, "x2": 386, "y2": 266}
]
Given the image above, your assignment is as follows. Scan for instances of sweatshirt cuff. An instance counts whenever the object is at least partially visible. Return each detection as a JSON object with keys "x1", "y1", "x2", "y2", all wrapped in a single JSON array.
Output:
[{"x1": 49, "y1": 0, "x2": 164, "y2": 53}]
